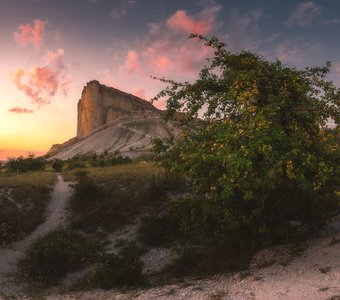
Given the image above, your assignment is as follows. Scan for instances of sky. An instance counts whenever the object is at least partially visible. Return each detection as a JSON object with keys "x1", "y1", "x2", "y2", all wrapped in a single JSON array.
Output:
[{"x1": 1, "y1": 0, "x2": 340, "y2": 160}]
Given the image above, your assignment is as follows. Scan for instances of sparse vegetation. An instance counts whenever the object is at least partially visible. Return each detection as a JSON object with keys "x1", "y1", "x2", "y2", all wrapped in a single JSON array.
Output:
[
  {"x1": 76, "y1": 244, "x2": 147, "y2": 289},
  {"x1": 18, "y1": 230, "x2": 100, "y2": 286},
  {"x1": 64, "y1": 151, "x2": 131, "y2": 171},
  {"x1": 0, "y1": 171, "x2": 55, "y2": 246},
  {"x1": 5, "y1": 153, "x2": 46, "y2": 173}
]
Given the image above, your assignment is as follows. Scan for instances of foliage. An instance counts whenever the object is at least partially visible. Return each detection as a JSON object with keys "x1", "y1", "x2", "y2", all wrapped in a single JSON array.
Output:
[
  {"x1": 139, "y1": 214, "x2": 181, "y2": 247},
  {"x1": 70, "y1": 170, "x2": 104, "y2": 214},
  {"x1": 6, "y1": 153, "x2": 45, "y2": 173},
  {"x1": 88, "y1": 151, "x2": 131, "y2": 168},
  {"x1": 19, "y1": 230, "x2": 100, "y2": 285},
  {"x1": 65, "y1": 151, "x2": 131, "y2": 170},
  {"x1": 76, "y1": 244, "x2": 147, "y2": 289},
  {"x1": 153, "y1": 35, "x2": 340, "y2": 249}
]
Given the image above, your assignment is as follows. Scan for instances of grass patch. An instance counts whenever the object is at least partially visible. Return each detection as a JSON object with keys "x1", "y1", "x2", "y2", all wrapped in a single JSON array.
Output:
[
  {"x1": 62, "y1": 161, "x2": 164, "y2": 183},
  {"x1": 0, "y1": 171, "x2": 56, "y2": 246},
  {"x1": 74, "y1": 244, "x2": 147, "y2": 290},
  {"x1": 18, "y1": 230, "x2": 100, "y2": 286},
  {"x1": 68, "y1": 164, "x2": 182, "y2": 234}
]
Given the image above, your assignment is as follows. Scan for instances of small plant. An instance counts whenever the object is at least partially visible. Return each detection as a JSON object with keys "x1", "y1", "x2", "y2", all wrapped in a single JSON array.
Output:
[
  {"x1": 70, "y1": 171, "x2": 104, "y2": 214},
  {"x1": 77, "y1": 244, "x2": 147, "y2": 289},
  {"x1": 138, "y1": 212, "x2": 182, "y2": 247},
  {"x1": 18, "y1": 230, "x2": 100, "y2": 285}
]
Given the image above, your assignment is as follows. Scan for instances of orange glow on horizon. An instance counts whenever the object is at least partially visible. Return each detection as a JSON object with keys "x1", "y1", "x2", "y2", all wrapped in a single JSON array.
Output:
[{"x1": 0, "y1": 149, "x2": 46, "y2": 160}]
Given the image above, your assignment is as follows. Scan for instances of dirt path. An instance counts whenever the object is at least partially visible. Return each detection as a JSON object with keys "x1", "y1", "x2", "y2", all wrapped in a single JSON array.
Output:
[{"x1": 0, "y1": 175, "x2": 72, "y2": 297}]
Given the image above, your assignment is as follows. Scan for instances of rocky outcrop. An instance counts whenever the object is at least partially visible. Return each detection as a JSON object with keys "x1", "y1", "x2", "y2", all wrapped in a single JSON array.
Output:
[
  {"x1": 77, "y1": 80, "x2": 161, "y2": 137},
  {"x1": 46, "y1": 80, "x2": 182, "y2": 160}
]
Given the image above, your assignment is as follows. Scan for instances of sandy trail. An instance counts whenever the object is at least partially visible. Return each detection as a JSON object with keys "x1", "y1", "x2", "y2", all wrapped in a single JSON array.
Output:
[{"x1": 0, "y1": 175, "x2": 71, "y2": 296}]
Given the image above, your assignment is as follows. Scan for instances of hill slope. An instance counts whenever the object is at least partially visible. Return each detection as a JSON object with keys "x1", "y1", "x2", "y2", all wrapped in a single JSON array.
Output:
[{"x1": 46, "y1": 80, "x2": 181, "y2": 159}]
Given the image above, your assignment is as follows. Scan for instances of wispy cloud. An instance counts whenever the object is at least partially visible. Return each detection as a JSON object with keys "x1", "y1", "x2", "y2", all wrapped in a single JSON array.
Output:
[
  {"x1": 321, "y1": 18, "x2": 340, "y2": 25},
  {"x1": 10, "y1": 48, "x2": 70, "y2": 106},
  {"x1": 8, "y1": 107, "x2": 34, "y2": 114},
  {"x1": 13, "y1": 19, "x2": 47, "y2": 50},
  {"x1": 223, "y1": 7, "x2": 263, "y2": 51},
  {"x1": 110, "y1": 0, "x2": 137, "y2": 20},
  {"x1": 274, "y1": 39, "x2": 321, "y2": 64},
  {"x1": 284, "y1": 2, "x2": 322, "y2": 27}
]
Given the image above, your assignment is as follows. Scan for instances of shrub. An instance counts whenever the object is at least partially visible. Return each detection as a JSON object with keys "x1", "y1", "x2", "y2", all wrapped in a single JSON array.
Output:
[
  {"x1": 6, "y1": 153, "x2": 45, "y2": 173},
  {"x1": 89, "y1": 151, "x2": 131, "y2": 168},
  {"x1": 19, "y1": 230, "x2": 100, "y2": 285},
  {"x1": 78, "y1": 244, "x2": 147, "y2": 289},
  {"x1": 70, "y1": 171, "x2": 104, "y2": 214},
  {"x1": 138, "y1": 211, "x2": 182, "y2": 247},
  {"x1": 153, "y1": 35, "x2": 340, "y2": 250}
]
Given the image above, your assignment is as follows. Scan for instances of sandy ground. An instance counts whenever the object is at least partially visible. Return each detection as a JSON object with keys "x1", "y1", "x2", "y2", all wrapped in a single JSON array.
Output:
[
  {"x1": 0, "y1": 175, "x2": 71, "y2": 298},
  {"x1": 46, "y1": 228, "x2": 340, "y2": 300}
]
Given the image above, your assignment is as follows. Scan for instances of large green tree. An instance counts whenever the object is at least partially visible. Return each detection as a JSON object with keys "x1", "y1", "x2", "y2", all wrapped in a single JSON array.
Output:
[{"x1": 153, "y1": 35, "x2": 340, "y2": 249}]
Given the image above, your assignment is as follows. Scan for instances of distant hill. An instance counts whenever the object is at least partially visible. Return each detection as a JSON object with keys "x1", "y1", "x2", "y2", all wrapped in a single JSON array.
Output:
[{"x1": 46, "y1": 80, "x2": 182, "y2": 160}]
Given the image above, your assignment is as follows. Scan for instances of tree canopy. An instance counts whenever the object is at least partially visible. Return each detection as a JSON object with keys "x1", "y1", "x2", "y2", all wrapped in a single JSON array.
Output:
[{"x1": 153, "y1": 35, "x2": 340, "y2": 249}]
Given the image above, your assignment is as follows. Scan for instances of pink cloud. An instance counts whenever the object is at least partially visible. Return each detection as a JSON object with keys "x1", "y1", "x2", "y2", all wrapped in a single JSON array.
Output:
[
  {"x1": 102, "y1": 3, "x2": 221, "y2": 109},
  {"x1": 13, "y1": 19, "x2": 46, "y2": 50},
  {"x1": 124, "y1": 50, "x2": 143, "y2": 75},
  {"x1": 10, "y1": 48, "x2": 70, "y2": 106},
  {"x1": 8, "y1": 107, "x2": 34, "y2": 114},
  {"x1": 167, "y1": 9, "x2": 215, "y2": 35},
  {"x1": 119, "y1": 4, "x2": 221, "y2": 80},
  {"x1": 132, "y1": 88, "x2": 146, "y2": 99}
]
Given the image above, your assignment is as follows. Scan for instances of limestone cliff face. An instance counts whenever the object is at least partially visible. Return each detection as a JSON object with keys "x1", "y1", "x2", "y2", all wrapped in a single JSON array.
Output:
[
  {"x1": 77, "y1": 80, "x2": 160, "y2": 137},
  {"x1": 46, "y1": 80, "x2": 184, "y2": 160}
]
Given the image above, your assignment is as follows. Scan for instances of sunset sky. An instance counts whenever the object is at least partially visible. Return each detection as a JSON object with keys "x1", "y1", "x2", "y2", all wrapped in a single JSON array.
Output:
[{"x1": 1, "y1": 0, "x2": 340, "y2": 160}]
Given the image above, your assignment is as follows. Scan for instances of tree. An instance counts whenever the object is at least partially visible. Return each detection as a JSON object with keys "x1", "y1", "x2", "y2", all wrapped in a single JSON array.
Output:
[{"x1": 153, "y1": 35, "x2": 340, "y2": 250}]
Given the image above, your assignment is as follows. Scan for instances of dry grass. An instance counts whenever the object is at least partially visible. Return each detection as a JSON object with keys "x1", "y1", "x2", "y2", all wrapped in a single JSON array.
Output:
[
  {"x1": 0, "y1": 171, "x2": 56, "y2": 188},
  {"x1": 62, "y1": 161, "x2": 164, "y2": 183},
  {"x1": 0, "y1": 171, "x2": 57, "y2": 246}
]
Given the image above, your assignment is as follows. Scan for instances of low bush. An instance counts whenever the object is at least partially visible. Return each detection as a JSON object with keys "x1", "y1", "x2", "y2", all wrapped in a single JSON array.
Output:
[
  {"x1": 70, "y1": 171, "x2": 104, "y2": 214},
  {"x1": 76, "y1": 244, "x2": 147, "y2": 289},
  {"x1": 138, "y1": 211, "x2": 182, "y2": 247},
  {"x1": 6, "y1": 153, "x2": 45, "y2": 173},
  {"x1": 89, "y1": 151, "x2": 131, "y2": 168},
  {"x1": 19, "y1": 230, "x2": 100, "y2": 285}
]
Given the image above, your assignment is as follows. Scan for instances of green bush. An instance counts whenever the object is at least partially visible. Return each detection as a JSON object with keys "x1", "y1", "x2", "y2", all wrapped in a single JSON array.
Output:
[
  {"x1": 70, "y1": 171, "x2": 136, "y2": 232},
  {"x1": 138, "y1": 212, "x2": 182, "y2": 247},
  {"x1": 89, "y1": 151, "x2": 131, "y2": 168},
  {"x1": 70, "y1": 171, "x2": 104, "y2": 214},
  {"x1": 78, "y1": 244, "x2": 147, "y2": 289},
  {"x1": 6, "y1": 153, "x2": 45, "y2": 173},
  {"x1": 19, "y1": 230, "x2": 100, "y2": 285},
  {"x1": 153, "y1": 35, "x2": 340, "y2": 250}
]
